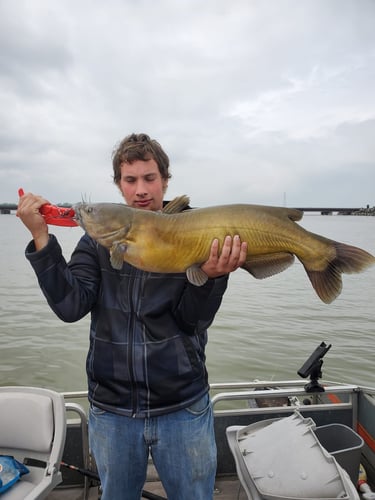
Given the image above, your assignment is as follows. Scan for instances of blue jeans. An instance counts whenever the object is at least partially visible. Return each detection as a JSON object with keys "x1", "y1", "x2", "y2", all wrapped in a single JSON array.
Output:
[{"x1": 88, "y1": 394, "x2": 217, "y2": 500}]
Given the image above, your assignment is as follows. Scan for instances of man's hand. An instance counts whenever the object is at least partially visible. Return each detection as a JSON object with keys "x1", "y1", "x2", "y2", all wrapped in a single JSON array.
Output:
[
  {"x1": 17, "y1": 192, "x2": 50, "y2": 250},
  {"x1": 201, "y1": 235, "x2": 247, "y2": 279}
]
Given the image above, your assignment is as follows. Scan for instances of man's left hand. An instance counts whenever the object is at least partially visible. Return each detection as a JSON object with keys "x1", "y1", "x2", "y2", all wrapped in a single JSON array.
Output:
[{"x1": 201, "y1": 235, "x2": 247, "y2": 279}]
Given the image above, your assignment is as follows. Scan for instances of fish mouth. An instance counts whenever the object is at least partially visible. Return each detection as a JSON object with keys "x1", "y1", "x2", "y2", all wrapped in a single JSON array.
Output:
[
  {"x1": 73, "y1": 203, "x2": 100, "y2": 233},
  {"x1": 72, "y1": 204, "x2": 86, "y2": 229}
]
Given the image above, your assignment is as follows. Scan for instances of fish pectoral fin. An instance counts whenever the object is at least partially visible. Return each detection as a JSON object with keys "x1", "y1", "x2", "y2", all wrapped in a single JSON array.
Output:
[
  {"x1": 186, "y1": 265, "x2": 208, "y2": 286},
  {"x1": 110, "y1": 241, "x2": 127, "y2": 270},
  {"x1": 242, "y1": 252, "x2": 295, "y2": 279},
  {"x1": 162, "y1": 195, "x2": 191, "y2": 214}
]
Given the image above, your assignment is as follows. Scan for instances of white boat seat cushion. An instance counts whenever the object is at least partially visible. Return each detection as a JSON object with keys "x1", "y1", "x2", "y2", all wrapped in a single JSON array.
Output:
[{"x1": 0, "y1": 393, "x2": 54, "y2": 453}]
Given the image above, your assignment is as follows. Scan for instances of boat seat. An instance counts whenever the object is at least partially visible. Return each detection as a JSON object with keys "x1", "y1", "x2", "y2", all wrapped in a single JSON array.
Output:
[
  {"x1": 0, "y1": 386, "x2": 66, "y2": 499},
  {"x1": 226, "y1": 411, "x2": 360, "y2": 500}
]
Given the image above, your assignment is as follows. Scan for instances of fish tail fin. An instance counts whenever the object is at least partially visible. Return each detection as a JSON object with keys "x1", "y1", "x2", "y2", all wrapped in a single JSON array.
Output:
[{"x1": 305, "y1": 242, "x2": 375, "y2": 304}]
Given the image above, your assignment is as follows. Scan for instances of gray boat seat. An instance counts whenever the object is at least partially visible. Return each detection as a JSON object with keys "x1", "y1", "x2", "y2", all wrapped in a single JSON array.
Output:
[
  {"x1": 226, "y1": 411, "x2": 360, "y2": 500},
  {"x1": 0, "y1": 386, "x2": 66, "y2": 499}
]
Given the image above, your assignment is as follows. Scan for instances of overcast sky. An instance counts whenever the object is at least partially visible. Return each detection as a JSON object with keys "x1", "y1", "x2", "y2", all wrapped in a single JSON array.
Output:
[{"x1": 1, "y1": 0, "x2": 374, "y2": 208}]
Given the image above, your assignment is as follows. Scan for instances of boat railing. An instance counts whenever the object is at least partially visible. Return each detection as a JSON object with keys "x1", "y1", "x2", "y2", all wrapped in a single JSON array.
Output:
[
  {"x1": 210, "y1": 380, "x2": 364, "y2": 434},
  {"x1": 211, "y1": 380, "x2": 359, "y2": 410},
  {"x1": 61, "y1": 390, "x2": 89, "y2": 400},
  {"x1": 59, "y1": 381, "x2": 371, "y2": 424},
  {"x1": 64, "y1": 401, "x2": 91, "y2": 499}
]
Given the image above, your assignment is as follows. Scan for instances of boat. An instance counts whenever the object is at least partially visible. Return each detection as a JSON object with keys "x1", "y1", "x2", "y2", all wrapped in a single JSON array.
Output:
[{"x1": 1, "y1": 345, "x2": 375, "y2": 499}]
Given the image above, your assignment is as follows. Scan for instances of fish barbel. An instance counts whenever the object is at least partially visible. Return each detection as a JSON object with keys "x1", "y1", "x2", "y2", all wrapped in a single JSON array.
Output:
[{"x1": 74, "y1": 196, "x2": 375, "y2": 304}]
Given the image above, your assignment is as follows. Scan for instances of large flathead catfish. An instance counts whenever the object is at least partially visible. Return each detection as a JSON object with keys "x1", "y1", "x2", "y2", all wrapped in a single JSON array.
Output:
[{"x1": 74, "y1": 196, "x2": 375, "y2": 304}]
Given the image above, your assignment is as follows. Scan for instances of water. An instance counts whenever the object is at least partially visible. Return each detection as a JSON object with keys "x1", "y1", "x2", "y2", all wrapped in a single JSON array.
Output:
[{"x1": 1, "y1": 213, "x2": 374, "y2": 392}]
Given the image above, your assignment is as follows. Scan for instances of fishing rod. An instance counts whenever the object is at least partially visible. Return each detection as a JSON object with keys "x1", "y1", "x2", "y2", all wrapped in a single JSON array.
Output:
[{"x1": 60, "y1": 461, "x2": 167, "y2": 500}]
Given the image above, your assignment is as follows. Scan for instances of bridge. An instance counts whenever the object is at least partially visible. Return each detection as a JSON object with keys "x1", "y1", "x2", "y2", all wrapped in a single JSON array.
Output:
[
  {"x1": 0, "y1": 202, "x2": 72, "y2": 214},
  {"x1": 0, "y1": 203, "x2": 19, "y2": 214},
  {"x1": 294, "y1": 207, "x2": 362, "y2": 215}
]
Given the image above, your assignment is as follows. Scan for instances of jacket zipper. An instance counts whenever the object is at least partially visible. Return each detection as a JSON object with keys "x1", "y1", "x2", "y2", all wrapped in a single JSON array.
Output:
[{"x1": 127, "y1": 267, "x2": 145, "y2": 417}]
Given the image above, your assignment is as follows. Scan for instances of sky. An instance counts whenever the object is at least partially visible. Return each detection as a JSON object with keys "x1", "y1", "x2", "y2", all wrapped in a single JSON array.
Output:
[{"x1": 1, "y1": 0, "x2": 374, "y2": 208}]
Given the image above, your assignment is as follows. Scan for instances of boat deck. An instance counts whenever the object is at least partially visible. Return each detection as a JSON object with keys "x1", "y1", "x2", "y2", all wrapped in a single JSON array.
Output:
[
  {"x1": 47, "y1": 471, "x2": 375, "y2": 500},
  {"x1": 47, "y1": 475, "x2": 246, "y2": 500},
  {"x1": 47, "y1": 457, "x2": 247, "y2": 499}
]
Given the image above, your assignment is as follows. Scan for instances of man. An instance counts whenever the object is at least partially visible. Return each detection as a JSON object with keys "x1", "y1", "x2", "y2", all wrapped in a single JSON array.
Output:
[{"x1": 17, "y1": 133, "x2": 247, "y2": 499}]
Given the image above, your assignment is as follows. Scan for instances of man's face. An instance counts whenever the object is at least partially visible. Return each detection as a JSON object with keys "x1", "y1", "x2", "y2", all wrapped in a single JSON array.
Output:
[{"x1": 118, "y1": 159, "x2": 168, "y2": 211}]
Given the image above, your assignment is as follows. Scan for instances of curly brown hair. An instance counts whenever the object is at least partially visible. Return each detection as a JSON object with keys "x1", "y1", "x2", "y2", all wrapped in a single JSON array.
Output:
[{"x1": 112, "y1": 133, "x2": 172, "y2": 184}]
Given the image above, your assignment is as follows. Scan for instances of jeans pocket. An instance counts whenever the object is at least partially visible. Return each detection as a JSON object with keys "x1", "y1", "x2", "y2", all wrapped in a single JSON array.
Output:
[
  {"x1": 90, "y1": 404, "x2": 107, "y2": 417},
  {"x1": 185, "y1": 393, "x2": 210, "y2": 416}
]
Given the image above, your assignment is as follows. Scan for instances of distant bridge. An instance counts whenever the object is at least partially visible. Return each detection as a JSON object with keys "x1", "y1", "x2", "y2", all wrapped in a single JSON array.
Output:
[
  {"x1": 0, "y1": 203, "x2": 19, "y2": 214},
  {"x1": 0, "y1": 203, "x2": 72, "y2": 214},
  {"x1": 294, "y1": 207, "x2": 362, "y2": 215}
]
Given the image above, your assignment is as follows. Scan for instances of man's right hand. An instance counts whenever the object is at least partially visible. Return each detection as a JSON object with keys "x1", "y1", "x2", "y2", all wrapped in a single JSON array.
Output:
[{"x1": 17, "y1": 191, "x2": 50, "y2": 250}]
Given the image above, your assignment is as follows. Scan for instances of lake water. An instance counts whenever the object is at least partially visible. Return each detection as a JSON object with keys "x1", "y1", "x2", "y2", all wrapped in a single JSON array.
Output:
[{"x1": 0, "y1": 212, "x2": 374, "y2": 392}]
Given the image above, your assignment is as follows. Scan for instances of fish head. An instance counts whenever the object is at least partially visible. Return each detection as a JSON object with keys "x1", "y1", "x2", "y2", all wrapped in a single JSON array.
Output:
[{"x1": 73, "y1": 202, "x2": 133, "y2": 249}]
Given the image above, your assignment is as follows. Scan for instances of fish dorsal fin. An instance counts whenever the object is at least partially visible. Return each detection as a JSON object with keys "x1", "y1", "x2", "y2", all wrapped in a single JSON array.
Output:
[
  {"x1": 186, "y1": 265, "x2": 208, "y2": 286},
  {"x1": 110, "y1": 241, "x2": 127, "y2": 270},
  {"x1": 162, "y1": 195, "x2": 190, "y2": 214},
  {"x1": 286, "y1": 208, "x2": 303, "y2": 222},
  {"x1": 242, "y1": 252, "x2": 295, "y2": 279}
]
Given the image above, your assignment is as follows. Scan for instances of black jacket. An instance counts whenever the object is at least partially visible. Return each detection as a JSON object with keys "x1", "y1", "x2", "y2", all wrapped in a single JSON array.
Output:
[{"x1": 26, "y1": 233, "x2": 228, "y2": 417}]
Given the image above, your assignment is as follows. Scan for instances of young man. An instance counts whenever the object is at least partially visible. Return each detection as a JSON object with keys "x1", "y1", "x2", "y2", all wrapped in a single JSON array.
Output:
[{"x1": 17, "y1": 133, "x2": 247, "y2": 499}]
